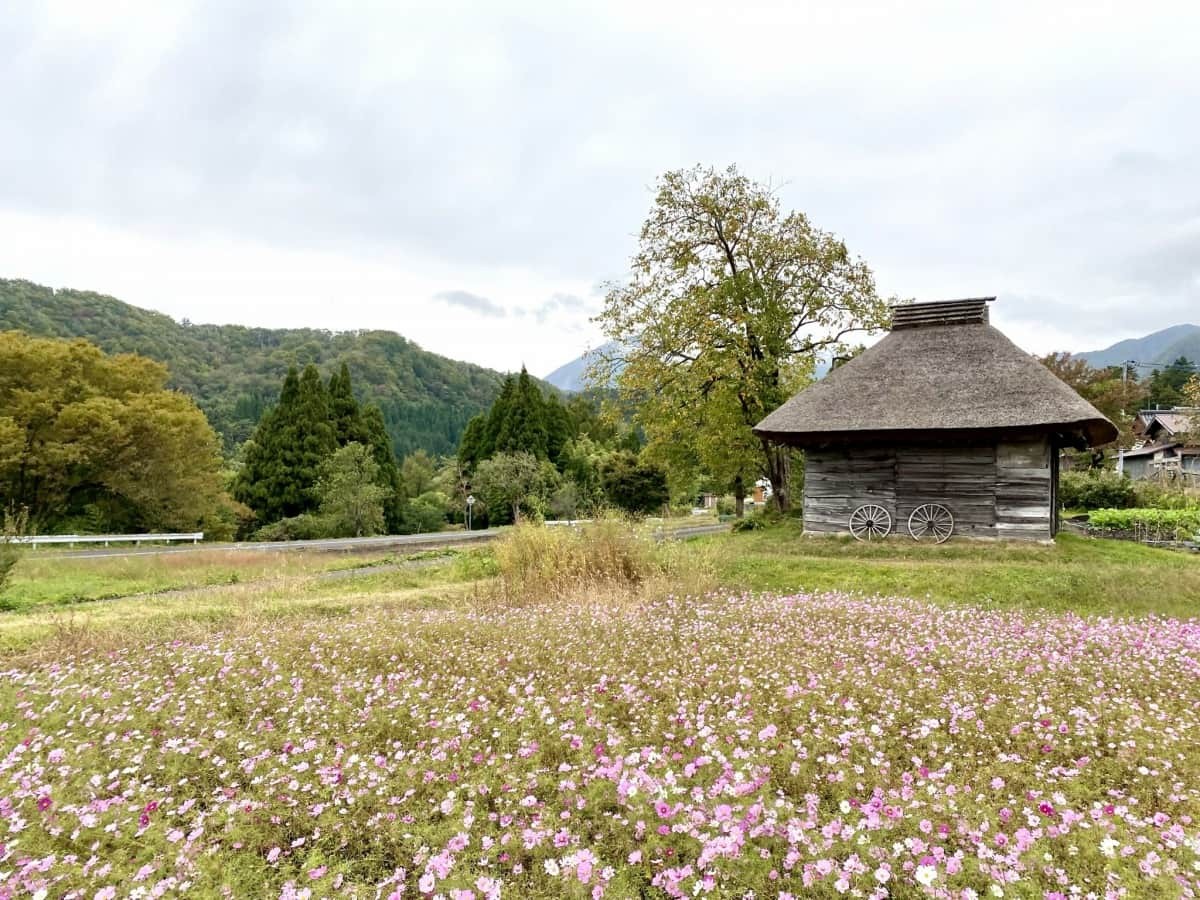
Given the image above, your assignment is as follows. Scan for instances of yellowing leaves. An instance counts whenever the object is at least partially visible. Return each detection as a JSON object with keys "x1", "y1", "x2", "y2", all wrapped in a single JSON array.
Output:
[{"x1": 0, "y1": 331, "x2": 236, "y2": 534}]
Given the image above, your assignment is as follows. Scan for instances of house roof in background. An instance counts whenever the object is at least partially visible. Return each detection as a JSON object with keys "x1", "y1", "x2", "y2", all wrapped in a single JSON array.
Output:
[{"x1": 1142, "y1": 410, "x2": 1198, "y2": 436}]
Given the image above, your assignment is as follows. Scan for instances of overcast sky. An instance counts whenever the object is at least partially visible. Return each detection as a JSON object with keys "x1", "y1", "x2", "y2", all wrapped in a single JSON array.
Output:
[{"x1": 2, "y1": 1, "x2": 1198, "y2": 375}]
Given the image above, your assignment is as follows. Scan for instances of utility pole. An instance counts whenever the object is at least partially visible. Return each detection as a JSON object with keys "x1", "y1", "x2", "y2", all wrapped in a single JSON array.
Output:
[{"x1": 1122, "y1": 359, "x2": 1137, "y2": 419}]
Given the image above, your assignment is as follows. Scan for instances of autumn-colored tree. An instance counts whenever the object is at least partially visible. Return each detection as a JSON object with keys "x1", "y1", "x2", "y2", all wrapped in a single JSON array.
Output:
[
  {"x1": 1184, "y1": 375, "x2": 1200, "y2": 438},
  {"x1": 594, "y1": 165, "x2": 889, "y2": 511},
  {"x1": 0, "y1": 331, "x2": 238, "y2": 533},
  {"x1": 1038, "y1": 353, "x2": 1145, "y2": 446}
]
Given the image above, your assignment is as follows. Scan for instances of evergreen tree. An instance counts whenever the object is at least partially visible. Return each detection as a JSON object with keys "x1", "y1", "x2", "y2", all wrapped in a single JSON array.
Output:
[
  {"x1": 362, "y1": 404, "x2": 404, "y2": 532},
  {"x1": 544, "y1": 392, "x2": 572, "y2": 464},
  {"x1": 234, "y1": 364, "x2": 336, "y2": 524},
  {"x1": 494, "y1": 367, "x2": 549, "y2": 458},
  {"x1": 1147, "y1": 357, "x2": 1196, "y2": 407},
  {"x1": 483, "y1": 376, "x2": 516, "y2": 456},
  {"x1": 328, "y1": 362, "x2": 368, "y2": 446},
  {"x1": 457, "y1": 414, "x2": 488, "y2": 471}
]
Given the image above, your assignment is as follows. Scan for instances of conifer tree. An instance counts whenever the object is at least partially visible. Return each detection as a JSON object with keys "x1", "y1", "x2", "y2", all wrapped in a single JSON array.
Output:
[
  {"x1": 457, "y1": 415, "x2": 488, "y2": 472},
  {"x1": 544, "y1": 392, "x2": 572, "y2": 464},
  {"x1": 235, "y1": 364, "x2": 336, "y2": 523},
  {"x1": 495, "y1": 367, "x2": 549, "y2": 458},
  {"x1": 362, "y1": 403, "x2": 404, "y2": 531},
  {"x1": 483, "y1": 376, "x2": 516, "y2": 456},
  {"x1": 328, "y1": 362, "x2": 369, "y2": 446}
]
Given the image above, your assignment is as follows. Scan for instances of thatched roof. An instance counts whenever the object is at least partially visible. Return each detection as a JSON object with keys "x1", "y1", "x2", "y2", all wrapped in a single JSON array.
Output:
[{"x1": 754, "y1": 298, "x2": 1118, "y2": 448}]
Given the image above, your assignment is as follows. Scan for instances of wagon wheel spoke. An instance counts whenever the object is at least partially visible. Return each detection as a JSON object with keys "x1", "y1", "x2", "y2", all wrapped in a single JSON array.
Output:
[{"x1": 849, "y1": 504, "x2": 892, "y2": 541}]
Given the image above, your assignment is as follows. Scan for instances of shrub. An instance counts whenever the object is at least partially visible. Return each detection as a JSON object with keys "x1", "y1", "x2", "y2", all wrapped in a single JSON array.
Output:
[
  {"x1": 1058, "y1": 468, "x2": 1135, "y2": 510},
  {"x1": 1088, "y1": 507, "x2": 1200, "y2": 541},
  {"x1": 251, "y1": 514, "x2": 332, "y2": 542},
  {"x1": 599, "y1": 452, "x2": 669, "y2": 515},
  {"x1": 548, "y1": 482, "x2": 581, "y2": 521},
  {"x1": 731, "y1": 507, "x2": 787, "y2": 532},
  {"x1": 715, "y1": 496, "x2": 736, "y2": 516},
  {"x1": 731, "y1": 514, "x2": 765, "y2": 532},
  {"x1": 399, "y1": 491, "x2": 449, "y2": 534}
]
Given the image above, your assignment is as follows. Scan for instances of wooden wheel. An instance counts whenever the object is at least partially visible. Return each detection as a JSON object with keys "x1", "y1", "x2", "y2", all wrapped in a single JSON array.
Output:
[
  {"x1": 908, "y1": 503, "x2": 954, "y2": 543},
  {"x1": 849, "y1": 504, "x2": 892, "y2": 541}
]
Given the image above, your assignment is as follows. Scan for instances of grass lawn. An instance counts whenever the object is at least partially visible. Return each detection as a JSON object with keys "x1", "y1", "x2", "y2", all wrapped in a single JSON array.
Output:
[
  {"x1": 0, "y1": 547, "x2": 433, "y2": 612},
  {"x1": 711, "y1": 524, "x2": 1200, "y2": 617},
  {"x1": 0, "y1": 549, "x2": 497, "y2": 654}
]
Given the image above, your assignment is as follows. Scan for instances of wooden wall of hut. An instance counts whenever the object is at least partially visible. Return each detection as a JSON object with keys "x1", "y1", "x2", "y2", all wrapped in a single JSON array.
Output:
[{"x1": 802, "y1": 437, "x2": 1053, "y2": 540}]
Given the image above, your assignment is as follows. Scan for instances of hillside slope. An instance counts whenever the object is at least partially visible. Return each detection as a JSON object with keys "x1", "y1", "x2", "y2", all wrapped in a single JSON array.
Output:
[
  {"x1": 0, "y1": 278, "x2": 506, "y2": 457},
  {"x1": 1077, "y1": 323, "x2": 1200, "y2": 369},
  {"x1": 543, "y1": 341, "x2": 620, "y2": 392}
]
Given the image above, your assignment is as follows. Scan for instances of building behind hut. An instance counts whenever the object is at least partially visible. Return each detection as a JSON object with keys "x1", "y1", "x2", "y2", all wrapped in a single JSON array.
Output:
[
  {"x1": 754, "y1": 298, "x2": 1117, "y2": 541},
  {"x1": 1120, "y1": 407, "x2": 1199, "y2": 481}
]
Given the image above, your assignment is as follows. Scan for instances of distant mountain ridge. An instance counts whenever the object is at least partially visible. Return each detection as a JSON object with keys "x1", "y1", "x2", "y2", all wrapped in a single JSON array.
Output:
[
  {"x1": 1076, "y1": 323, "x2": 1200, "y2": 369},
  {"x1": 544, "y1": 342, "x2": 834, "y2": 392},
  {"x1": 0, "y1": 278, "x2": 513, "y2": 457},
  {"x1": 543, "y1": 341, "x2": 620, "y2": 392}
]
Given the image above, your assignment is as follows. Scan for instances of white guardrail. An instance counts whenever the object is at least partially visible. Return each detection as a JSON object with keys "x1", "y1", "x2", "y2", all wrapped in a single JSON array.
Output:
[{"x1": 15, "y1": 532, "x2": 204, "y2": 547}]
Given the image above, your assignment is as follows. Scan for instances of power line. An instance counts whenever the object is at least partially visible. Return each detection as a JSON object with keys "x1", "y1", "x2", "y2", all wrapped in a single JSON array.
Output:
[{"x1": 1121, "y1": 358, "x2": 1199, "y2": 371}]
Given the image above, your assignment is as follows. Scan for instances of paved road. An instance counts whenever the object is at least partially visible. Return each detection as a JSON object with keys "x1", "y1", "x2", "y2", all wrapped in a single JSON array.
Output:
[
  {"x1": 46, "y1": 529, "x2": 504, "y2": 560},
  {"x1": 46, "y1": 523, "x2": 729, "y2": 560}
]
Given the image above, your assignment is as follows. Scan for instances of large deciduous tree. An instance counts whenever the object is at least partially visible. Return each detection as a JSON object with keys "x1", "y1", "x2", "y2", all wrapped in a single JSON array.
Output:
[
  {"x1": 1038, "y1": 353, "x2": 1145, "y2": 447},
  {"x1": 317, "y1": 442, "x2": 388, "y2": 537},
  {"x1": 594, "y1": 165, "x2": 889, "y2": 512},
  {"x1": 471, "y1": 452, "x2": 559, "y2": 524},
  {"x1": 0, "y1": 331, "x2": 237, "y2": 533}
]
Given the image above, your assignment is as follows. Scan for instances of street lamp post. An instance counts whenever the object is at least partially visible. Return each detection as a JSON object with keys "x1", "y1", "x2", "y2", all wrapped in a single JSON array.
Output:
[{"x1": 466, "y1": 494, "x2": 476, "y2": 531}]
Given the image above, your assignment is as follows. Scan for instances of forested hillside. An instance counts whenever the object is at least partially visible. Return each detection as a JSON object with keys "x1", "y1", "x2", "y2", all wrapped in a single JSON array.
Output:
[{"x1": 0, "y1": 278, "x2": 508, "y2": 456}]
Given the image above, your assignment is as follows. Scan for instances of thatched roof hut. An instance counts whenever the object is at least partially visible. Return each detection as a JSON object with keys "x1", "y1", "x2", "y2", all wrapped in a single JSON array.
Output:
[{"x1": 754, "y1": 298, "x2": 1117, "y2": 541}]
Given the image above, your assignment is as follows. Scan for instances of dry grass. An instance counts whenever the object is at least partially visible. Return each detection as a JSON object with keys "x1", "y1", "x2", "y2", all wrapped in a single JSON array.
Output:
[{"x1": 486, "y1": 517, "x2": 715, "y2": 607}]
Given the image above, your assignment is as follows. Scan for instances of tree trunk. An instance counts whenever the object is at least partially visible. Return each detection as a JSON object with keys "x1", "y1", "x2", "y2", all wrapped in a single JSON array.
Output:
[
  {"x1": 763, "y1": 440, "x2": 791, "y2": 513},
  {"x1": 733, "y1": 475, "x2": 745, "y2": 518}
]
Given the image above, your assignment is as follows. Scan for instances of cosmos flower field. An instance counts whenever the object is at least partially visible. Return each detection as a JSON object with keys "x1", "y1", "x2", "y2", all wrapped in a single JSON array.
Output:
[{"x1": 2, "y1": 591, "x2": 1199, "y2": 899}]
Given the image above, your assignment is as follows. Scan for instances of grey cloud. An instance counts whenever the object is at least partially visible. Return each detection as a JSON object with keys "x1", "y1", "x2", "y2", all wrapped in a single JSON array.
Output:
[
  {"x1": 433, "y1": 290, "x2": 507, "y2": 318},
  {"x1": 528, "y1": 292, "x2": 592, "y2": 324},
  {"x1": 3, "y1": 3, "x2": 1200, "y2": 349}
]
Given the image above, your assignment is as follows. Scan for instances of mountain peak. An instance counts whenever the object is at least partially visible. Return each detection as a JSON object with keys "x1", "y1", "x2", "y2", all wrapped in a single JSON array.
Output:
[
  {"x1": 1077, "y1": 323, "x2": 1200, "y2": 369},
  {"x1": 543, "y1": 341, "x2": 621, "y2": 392}
]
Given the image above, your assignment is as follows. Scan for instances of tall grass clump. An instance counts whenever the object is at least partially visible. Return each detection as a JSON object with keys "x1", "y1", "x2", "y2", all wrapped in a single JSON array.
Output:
[
  {"x1": 0, "y1": 507, "x2": 29, "y2": 600},
  {"x1": 490, "y1": 516, "x2": 711, "y2": 605}
]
